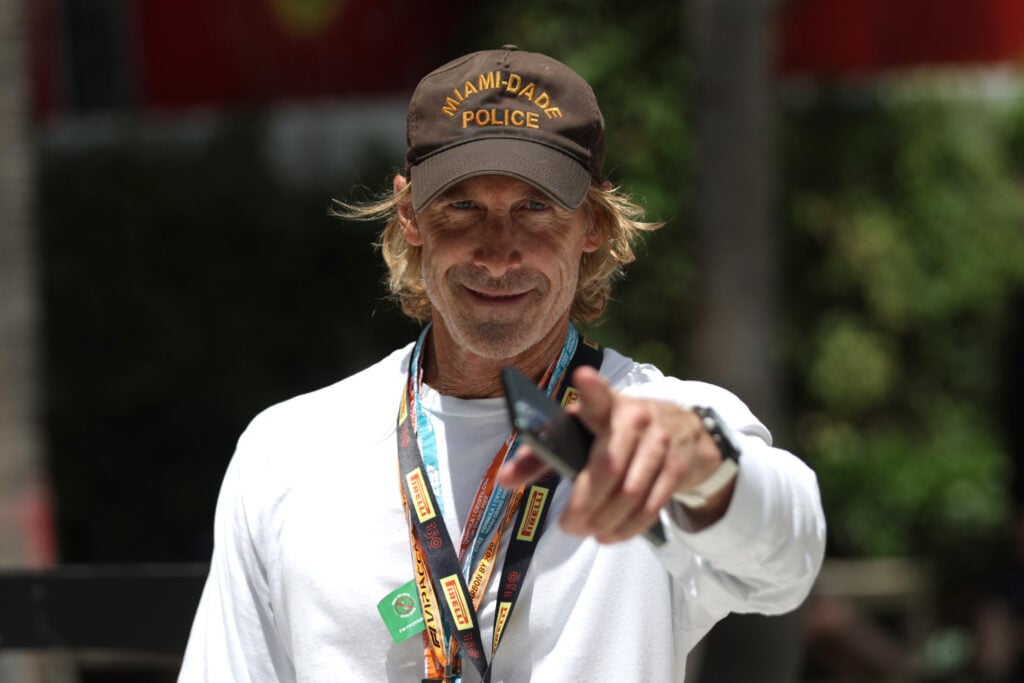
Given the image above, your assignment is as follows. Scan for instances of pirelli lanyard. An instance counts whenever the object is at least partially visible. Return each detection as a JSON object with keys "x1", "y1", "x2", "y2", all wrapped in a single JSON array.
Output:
[{"x1": 397, "y1": 325, "x2": 601, "y2": 683}]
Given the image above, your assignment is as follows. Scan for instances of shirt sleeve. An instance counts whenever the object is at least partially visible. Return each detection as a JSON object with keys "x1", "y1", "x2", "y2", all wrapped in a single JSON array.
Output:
[
  {"x1": 178, "y1": 432, "x2": 293, "y2": 682},
  {"x1": 624, "y1": 376, "x2": 827, "y2": 627}
]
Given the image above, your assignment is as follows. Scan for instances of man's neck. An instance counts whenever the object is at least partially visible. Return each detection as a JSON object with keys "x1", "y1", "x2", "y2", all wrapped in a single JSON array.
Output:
[{"x1": 421, "y1": 321, "x2": 571, "y2": 399}]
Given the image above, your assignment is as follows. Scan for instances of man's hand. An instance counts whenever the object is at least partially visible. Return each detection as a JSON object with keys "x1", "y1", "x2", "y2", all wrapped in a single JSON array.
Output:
[{"x1": 497, "y1": 366, "x2": 736, "y2": 541}]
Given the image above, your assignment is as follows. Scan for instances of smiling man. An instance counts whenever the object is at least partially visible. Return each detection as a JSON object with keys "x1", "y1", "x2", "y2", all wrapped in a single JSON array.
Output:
[
  {"x1": 395, "y1": 174, "x2": 602, "y2": 395},
  {"x1": 179, "y1": 46, "x2": 826, "y2": 682}
]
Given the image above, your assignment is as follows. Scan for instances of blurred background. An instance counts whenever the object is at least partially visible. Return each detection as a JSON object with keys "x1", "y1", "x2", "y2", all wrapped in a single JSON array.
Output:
[{"x1": 2, "y1": 0, "x2": 1024, "y2": 681}]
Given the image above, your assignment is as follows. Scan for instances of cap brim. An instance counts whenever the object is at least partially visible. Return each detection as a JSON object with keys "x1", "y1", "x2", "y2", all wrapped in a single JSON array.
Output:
[{"x1": 410, "y1": 138, "x2": 592, "y2": 212}]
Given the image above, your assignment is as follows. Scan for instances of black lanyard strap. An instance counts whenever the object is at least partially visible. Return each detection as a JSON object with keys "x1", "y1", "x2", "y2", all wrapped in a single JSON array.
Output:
[{"x1": 397, "y1": 333, "x2": 602, "y2": 681}]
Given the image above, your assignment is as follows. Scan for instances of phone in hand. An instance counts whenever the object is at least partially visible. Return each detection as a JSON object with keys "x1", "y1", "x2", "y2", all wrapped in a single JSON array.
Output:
[{"x1": 501, "y1": 366, "x2": 667, "y2": 545}]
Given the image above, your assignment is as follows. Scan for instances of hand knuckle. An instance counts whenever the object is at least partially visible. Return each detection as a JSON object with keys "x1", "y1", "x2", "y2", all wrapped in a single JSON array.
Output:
[
  {"x1": 619, "y1": 481, "x2": 645, "y2": 505},
  {"x1": 643, "y1": 501, "x2": 662, "y2": 519},
  {"x1": 651, "y1": 426, "x2": 671, "y2": 449},
  {"x1": 664, "y1": 454, "x2": 690, "y2": 480},
  {"x1": 616, "y1": 401, "x2": 650, "y2": 428}
]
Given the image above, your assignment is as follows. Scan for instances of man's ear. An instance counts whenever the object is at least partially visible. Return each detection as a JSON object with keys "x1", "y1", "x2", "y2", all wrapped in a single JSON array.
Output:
[
  {"x1": 394, "y1": 175, "x2": 422, "y2": 246},
  {"x1": 581, "y1": 216, "x2": 602, "y2": 253},
  {"x1": 581, "y1": 181, "x2": 613, "y2": 253},
  {"x1": 582, "y1": 225, "x2": 604, "y2": 253}
]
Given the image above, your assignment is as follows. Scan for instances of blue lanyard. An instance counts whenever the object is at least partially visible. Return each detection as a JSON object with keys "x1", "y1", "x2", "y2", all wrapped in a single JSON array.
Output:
[
  {"x1": 408, "y1": 323, "x2": 580, "y2": 576},
  {"x1": 399, "y1": 324, "x2": 603, "y2": 683}
]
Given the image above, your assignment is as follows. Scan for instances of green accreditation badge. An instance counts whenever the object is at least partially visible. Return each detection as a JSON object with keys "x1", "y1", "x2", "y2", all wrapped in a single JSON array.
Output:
[{"x1": 377, "y1": 580, "x2": 425, "y2": 644}]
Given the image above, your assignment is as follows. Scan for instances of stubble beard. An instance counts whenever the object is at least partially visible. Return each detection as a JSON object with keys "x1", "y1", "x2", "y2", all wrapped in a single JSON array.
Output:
[{"x1": 424, "y1": 264, "x2": 561, "y2": 361}]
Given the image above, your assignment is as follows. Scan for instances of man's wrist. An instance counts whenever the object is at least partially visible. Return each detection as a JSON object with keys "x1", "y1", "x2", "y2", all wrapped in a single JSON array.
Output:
[{"x1": 674, "y1": 406, "x2": 742, "y2": 509}]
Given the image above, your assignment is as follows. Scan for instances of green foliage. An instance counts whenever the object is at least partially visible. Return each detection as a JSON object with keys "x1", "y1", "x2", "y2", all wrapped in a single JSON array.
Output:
[
  {"x1": 809, "y1": 401, "x2": 1008, "y2": 557},
  {"x1": 782, "y1": 85, "x2": 1024, "y2": 571},
  {"x1": 37, "y1": 118, "x2": 417, "y2": 561}
]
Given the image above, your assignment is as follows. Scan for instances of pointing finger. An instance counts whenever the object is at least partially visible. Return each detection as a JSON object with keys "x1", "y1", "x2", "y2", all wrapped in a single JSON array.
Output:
[
  {"x1": 497, "y1": 444, "x2": 549, "y2": 490},
  {"x1": 570, "y1": 365, "x2": 614, "y2": 434}
]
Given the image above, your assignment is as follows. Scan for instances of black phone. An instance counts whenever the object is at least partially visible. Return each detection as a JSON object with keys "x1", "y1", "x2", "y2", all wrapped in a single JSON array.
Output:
[
  {"x1": 500, "y1": 366, "x2": 667, "y2": 545},
  {"x1": 501, "y1": 365, "x2": 592, "y2": 479}
]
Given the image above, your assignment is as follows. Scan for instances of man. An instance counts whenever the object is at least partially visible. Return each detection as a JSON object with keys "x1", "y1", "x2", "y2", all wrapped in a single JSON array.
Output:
[{"x1": 180, "y1": 46, "x2": 825, "y2": 682}]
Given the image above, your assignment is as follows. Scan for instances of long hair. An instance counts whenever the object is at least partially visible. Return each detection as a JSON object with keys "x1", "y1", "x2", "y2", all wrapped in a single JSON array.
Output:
[{"x1": 334, "y1": 180, "x2": 664, "y2": 324}]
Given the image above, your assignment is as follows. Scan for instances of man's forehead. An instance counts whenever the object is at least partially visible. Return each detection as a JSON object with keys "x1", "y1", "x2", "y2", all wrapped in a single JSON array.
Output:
[{"x1": 435, "y1": 175, "x2": 556, "y2": 200}]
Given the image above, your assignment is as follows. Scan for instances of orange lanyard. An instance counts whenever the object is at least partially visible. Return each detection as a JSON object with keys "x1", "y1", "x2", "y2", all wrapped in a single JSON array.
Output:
[{"x1": 396, "y1": 323, "x2": 600, "y2": 682}]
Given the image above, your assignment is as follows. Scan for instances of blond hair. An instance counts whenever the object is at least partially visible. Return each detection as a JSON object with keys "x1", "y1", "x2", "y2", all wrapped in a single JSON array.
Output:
[{"x1": 334, "y1": 180, "x2": 663, "y2": 324}]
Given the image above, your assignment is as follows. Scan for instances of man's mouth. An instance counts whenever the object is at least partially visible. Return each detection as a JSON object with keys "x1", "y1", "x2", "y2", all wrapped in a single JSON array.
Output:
[{"x1": 464, "y1": 286, "x2": 530, "y2": 302}]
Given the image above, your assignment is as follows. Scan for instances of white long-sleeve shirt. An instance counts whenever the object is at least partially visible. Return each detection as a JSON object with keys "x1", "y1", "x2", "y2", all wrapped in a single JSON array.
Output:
[{"x1": 179, "y1": 345, "x2": 826, "y2": 682}]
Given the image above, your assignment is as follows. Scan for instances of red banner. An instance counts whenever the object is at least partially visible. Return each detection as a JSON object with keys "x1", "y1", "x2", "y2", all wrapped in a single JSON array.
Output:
[
  {"x1": 780, "y1": 0, "x2": 1024, "y2": 76},
  {"x1": 30, "y1": 0, "x2": 471, "y2": 120}
]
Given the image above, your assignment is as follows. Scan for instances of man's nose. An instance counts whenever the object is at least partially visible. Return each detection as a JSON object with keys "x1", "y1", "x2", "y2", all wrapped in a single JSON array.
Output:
[{"x1": 472, "y1": 215, "x2": 522, "y2": 277}]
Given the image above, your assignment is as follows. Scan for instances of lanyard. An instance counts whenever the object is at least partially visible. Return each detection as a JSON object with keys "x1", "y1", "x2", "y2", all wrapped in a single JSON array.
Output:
[{"x1": 396, "y1": 324, "x2": 601, "y2": 682}]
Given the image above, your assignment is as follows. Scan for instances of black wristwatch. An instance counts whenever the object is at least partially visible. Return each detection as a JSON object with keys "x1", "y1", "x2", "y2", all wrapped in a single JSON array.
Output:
[{"x1": 674, "y1": 405, "x2": 742, "y2": 508}]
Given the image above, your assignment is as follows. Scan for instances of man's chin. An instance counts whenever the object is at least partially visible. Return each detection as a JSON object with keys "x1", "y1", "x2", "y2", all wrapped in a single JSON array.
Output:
[{"x1": 449, "y1": 322, "x2": 537, "y2": 361}]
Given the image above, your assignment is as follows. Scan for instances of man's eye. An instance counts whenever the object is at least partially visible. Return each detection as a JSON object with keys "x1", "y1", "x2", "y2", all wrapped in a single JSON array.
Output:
[
  {"x1": 450, "y1": 200, "x2": 474, "y2": 209},
  {"x1": 526, "y1": 200, "x2": 548, "y2": 211}
]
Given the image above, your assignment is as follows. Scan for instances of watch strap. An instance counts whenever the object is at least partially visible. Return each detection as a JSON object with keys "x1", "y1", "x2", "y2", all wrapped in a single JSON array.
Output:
[
  {"x1": 674, "y1": 458, "x2": 739, "y2": 508},
  {"x1": 673, "y1": 405, "x2": 741, "y2": 508}
]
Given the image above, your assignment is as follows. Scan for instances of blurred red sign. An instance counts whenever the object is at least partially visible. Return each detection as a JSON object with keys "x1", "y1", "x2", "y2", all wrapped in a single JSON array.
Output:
[
  {"x1": 30, "y1": 0, "x2": 471, "y2": 119},
  {"x1": 780, "y1": 0, "x2": 1024, "y2": 76}
]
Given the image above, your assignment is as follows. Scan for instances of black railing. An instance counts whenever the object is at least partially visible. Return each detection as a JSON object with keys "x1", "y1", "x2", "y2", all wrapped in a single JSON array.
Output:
[{"x1": 0, "y1": 564, "x2": 207, "y2": 654}]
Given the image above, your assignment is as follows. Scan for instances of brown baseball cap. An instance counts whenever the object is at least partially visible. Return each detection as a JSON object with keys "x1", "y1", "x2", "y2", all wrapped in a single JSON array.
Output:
[{"x1": 405, "y1": 45, "x2": 605, "y2": 211}]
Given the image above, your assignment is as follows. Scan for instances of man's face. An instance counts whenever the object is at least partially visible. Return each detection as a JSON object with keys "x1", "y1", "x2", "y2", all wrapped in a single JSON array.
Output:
[{"x1": 400, "y1": 175, "x2": 602, "y2": 361}]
